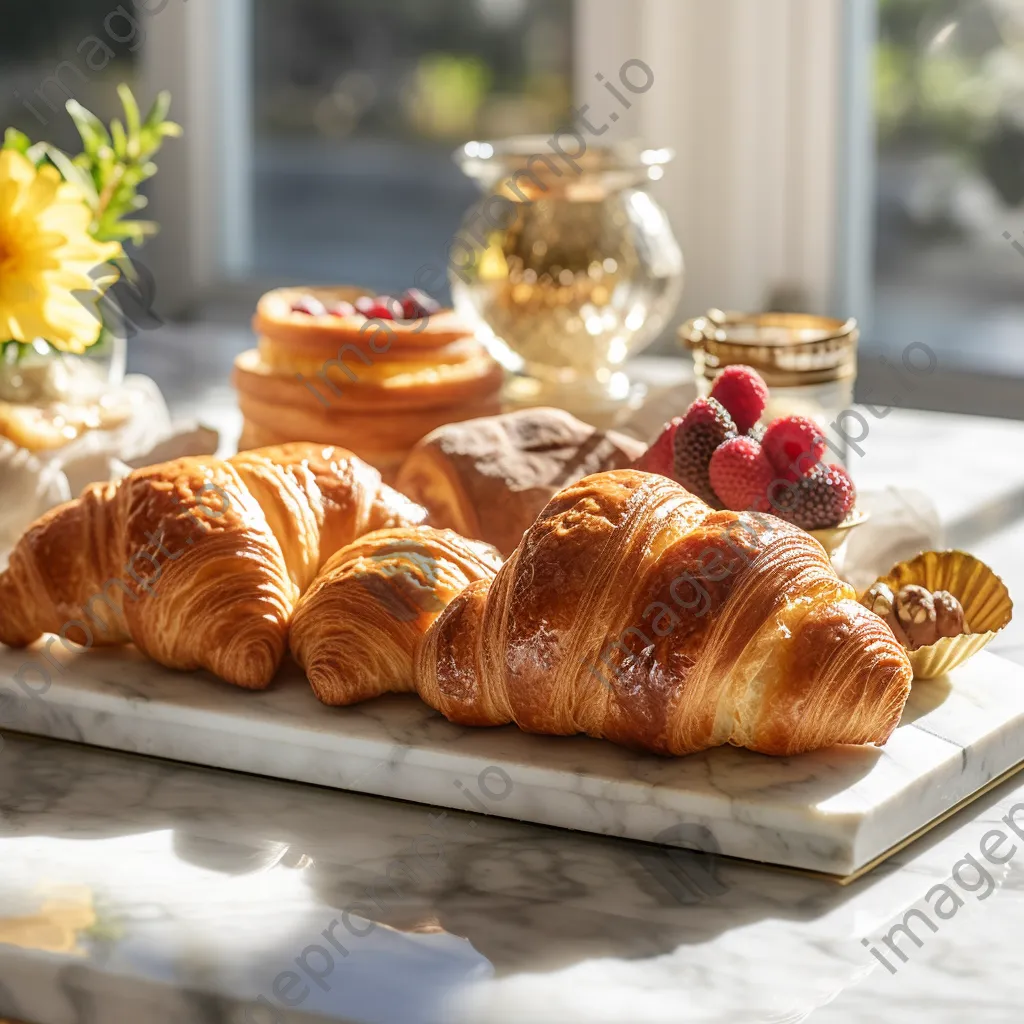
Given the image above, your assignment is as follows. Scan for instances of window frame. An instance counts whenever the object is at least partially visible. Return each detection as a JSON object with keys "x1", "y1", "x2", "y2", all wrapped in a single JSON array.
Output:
[
  {"x1": 140, "y1": 0, "x2": 253, "y2": 314},
  {"x1": 142, "y1": 0, "x2": 864, "y2": 323}
]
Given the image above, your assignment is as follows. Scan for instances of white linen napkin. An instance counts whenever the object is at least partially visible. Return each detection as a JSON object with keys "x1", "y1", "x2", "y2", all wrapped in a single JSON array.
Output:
[{"x1": 0, "y1": 375, "x2": 219, "y2": 568}]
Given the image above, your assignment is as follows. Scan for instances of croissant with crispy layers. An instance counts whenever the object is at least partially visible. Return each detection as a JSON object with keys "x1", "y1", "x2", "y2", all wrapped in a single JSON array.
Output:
[
  {"x1": 300, "y1": 469, "x2": 913, "y2": 756},
  {"x1": 0, "y1": 443, "x2": 426, "y2": 689},
  {"x1": 417, "y1": 470, "x2": 913, "y2": 756},
  {"x1": 290, "y1": 527, "x2": 502, "y2": 706}
]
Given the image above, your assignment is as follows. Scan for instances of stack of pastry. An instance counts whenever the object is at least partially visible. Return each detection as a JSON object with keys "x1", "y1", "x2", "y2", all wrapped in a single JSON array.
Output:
[{"x1": 234, "y1": 286, "x2": 504, "y2": 479}]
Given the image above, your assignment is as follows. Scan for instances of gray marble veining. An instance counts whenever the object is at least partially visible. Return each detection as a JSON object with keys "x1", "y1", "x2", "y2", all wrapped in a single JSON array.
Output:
[
  {"x1": 4, "y1": 348, "x2": 1024, "y2": 1021},
  {"x1": 2, "y1": 728, "x2": 1024, "y2": 1024},
  {"x1": 2, "y1": 645, "x2": 1024, "y2": 879}
]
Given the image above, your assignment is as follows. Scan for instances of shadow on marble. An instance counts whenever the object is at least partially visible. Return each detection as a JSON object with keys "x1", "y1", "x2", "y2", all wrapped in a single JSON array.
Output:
[
  {"x1": 0, "y1": 733, "x2": 834, "y2": 949},
  {"x1": 945, "y1": 480, "x2": 1024, "y2": 550},
  {"x1": 894, "y1": 675, "x2": 954, "y2": 727},
  {"x1": 5, "y1": 729, "x2": 1024, "y2": 1023},
  {"x1": 0, "y1": 729, "x2": 974, "y2": 975},
  {"x1": 6, "y1": 640, "x2": 966, "y2": 877}
]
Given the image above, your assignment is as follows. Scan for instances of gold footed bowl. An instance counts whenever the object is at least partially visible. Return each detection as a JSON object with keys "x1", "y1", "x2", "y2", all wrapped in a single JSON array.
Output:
[{"x1": 808, "y1": 509, "x2": 870, "y2": 562}]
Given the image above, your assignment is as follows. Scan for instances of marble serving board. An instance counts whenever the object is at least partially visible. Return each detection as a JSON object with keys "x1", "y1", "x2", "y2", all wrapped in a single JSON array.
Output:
[{"x1": 2, "y1": 645, "x2": 1024, "y2": 877}]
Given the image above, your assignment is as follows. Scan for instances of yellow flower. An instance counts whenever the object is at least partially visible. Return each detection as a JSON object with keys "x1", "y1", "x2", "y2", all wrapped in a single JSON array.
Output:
[{"x1": 0, "y1": 149, "x2": 123, "y2": 354}]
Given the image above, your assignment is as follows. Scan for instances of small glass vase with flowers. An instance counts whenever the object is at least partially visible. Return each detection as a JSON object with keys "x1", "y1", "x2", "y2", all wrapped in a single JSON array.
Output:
[{"x1": 0, "y1": 84, "x2": 179, "y2": 454}]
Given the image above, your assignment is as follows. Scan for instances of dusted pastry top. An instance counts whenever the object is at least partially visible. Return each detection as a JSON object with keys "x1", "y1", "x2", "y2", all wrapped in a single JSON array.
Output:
[{"x1": 396, "y1": 406, "x2": 646, "y2": 556}]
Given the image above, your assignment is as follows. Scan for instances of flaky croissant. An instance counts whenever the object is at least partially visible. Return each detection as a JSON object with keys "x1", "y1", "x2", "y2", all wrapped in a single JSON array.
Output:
[
  {"x1": 0, "y1": 443, "x2": 426, "y2": 688},
  {"x1": 302, "y1": 470, "x2": 914, "y2": 757},
  {"x1": 290, "y1": 526, "x2": 501, "y2": 706}
]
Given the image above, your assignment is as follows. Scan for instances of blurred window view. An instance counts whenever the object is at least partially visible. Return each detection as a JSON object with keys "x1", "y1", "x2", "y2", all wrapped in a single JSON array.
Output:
[
  {"x1": 5, "y1": 0, "x2": 1024, "y2": 387},
  {"x1": 251, "y1": 0, "x2": 574, "y2": 299},
  {"x1": 873, "y1": 0, "x2": 1024, "y2": 376},
  {"x1": 1, "y1": 0, "x2": 140, "y2": 153}
]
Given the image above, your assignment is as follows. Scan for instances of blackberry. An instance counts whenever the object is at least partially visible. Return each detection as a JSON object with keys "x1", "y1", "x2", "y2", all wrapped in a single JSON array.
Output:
[
  {"x1": 747, "y1": 423, "x2": 766, "y2": 444},
  {"x1": 767, "y1": 462, "x2": 856, "y2": 530},
  {"x1": 672, "y1": 397, "x2": 736, "y2": 506}
]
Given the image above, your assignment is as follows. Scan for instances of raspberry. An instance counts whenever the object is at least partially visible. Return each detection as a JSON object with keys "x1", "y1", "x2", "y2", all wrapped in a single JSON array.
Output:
[
  {"x1": 709, "y1": 437, "x2": 776, "y2": 510},
  {"x1": 401, "y1": 289, "x2": 442, "y2": 319},
  {"x1": 356, "y1": 295, "x2": 399, "y2": 320},
  {"x1": 634, "y1": 417, "x2": 683, "y2": 478},
  {"x1": 765, "y1": 462, "x2": 856, "y2": 530},
  {"x1": 709, "y1": 365, "x2": 769, "y2": 434},
  {"x1": 327, "y1": 301, "x2": 356, "y2": 317},
  {"x1": 672, "y1": 398, "x2": 736, "y2": 505},
  {"x1": 762, "y1": 416, "x2": 826, "y2": 476}
]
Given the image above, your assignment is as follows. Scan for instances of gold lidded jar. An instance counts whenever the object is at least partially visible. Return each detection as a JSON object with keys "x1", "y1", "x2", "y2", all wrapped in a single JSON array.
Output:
[{"x1": 680, "y1": 309, "x2": 858, "y2": 462}]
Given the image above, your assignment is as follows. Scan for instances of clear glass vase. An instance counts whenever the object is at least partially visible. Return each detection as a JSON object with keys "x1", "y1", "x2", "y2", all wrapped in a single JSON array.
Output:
[
  {"x1": 452, "y1": 137, "x2": 684, "y2": 425},
  {"x1": 0, "y1": 334, "x2": 125, "y2": 404},
  {"x1": 0, "y1": 334, "x2": 128, "y2": 452}
]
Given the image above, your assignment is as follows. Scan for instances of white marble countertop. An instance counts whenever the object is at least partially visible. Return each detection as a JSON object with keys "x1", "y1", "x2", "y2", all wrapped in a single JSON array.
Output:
[{"x1": 2, "y1": 347, "x2": 1024, "y2": 1023}]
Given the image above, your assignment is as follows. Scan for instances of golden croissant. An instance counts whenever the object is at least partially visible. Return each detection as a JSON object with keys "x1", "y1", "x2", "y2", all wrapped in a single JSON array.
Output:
[
  {"x1": 0, "y1": 443, "x2": 426, "y2": 688},
  {"x1": 298, "y1": 470, "x2": 914, "y2": 757},
  {"x1": 290, "y1": 526, "x2": 502, "y2": 706}
]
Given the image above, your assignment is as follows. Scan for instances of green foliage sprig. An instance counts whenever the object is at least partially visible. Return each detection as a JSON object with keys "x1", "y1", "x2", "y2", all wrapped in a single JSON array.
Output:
[
  {"x1": 1, "y1": 85, "x2": 179, "y2": 360},
  {"x1": 3, "y1": 83, "x2": 181, "y2": 247}
]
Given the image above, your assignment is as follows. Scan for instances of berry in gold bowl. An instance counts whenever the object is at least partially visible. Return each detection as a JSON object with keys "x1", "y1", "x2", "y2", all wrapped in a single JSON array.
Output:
[{"x1": 632, "y1": 364, "x2": 862, "y2": 559}]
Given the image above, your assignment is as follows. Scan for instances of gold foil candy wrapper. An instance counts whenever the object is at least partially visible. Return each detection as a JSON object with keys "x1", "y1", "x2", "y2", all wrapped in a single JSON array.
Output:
[{"x1": 866, "y1": 550, "x2": 1013, "y2": 679}]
